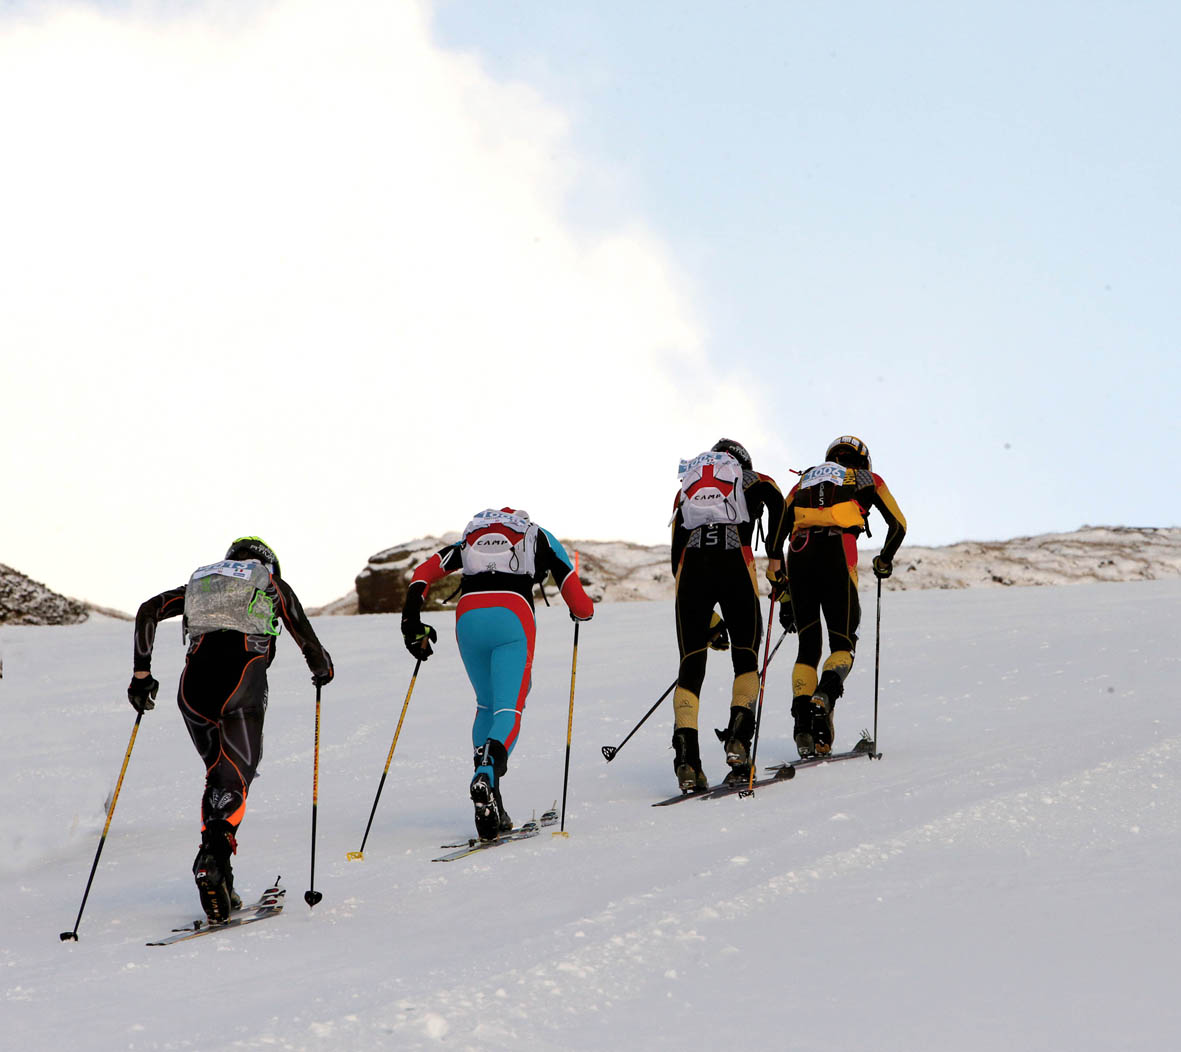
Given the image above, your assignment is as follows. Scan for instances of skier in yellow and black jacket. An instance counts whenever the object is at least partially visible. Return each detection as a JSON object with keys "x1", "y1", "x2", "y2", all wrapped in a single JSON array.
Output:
[{"x1": 768, "y1": 436, "x2": 906, "y2": 758}]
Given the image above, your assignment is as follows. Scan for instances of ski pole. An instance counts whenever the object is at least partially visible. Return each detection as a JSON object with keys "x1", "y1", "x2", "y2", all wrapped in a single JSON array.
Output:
[
  {"x1": 600, "y1": 624, "x2": 728, "y2": 763},
  {"x1": 304, "y1": 685, "x2": 323, "y2": 907},
  {"x1": 60, "y1": 710, "x2": 143, "y2": 941},
  {"x1": 347, "y1": 659, "x2": 421, "y2": 861},
  {"x1": 743, "y1": 595, "x2": 779, "y2": 794},
  {"x1": 555, "y1": 622, "x2": 579, "y2": 836},
  {"x1": 601, "y1": 677, "x2": 675, "y2": 763},
  {"x1": 873, "y1": 575, "x2": 882, "y2": 750}
]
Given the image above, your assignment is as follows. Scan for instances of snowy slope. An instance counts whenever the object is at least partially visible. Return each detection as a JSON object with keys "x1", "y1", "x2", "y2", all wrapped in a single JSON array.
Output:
[{"x1": 3, "y1": 580, "x2": 1181, "y2": 1051}]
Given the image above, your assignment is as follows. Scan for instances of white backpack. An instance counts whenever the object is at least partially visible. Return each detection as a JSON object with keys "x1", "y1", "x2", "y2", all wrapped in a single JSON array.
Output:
[
  {"x1": 675, "y1": 452, "x2": 751, "y2": 530},
  {"x1": 459, "y1": 509, "x2": 540, "y2": 577}
]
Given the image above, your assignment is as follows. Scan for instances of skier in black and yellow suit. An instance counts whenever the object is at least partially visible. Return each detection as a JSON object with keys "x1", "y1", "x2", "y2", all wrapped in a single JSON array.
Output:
[
  {"x1": 670, "y1": 439, "x2": 786, "y2": 791},
  {"x1": 768, "y1": 436, "x2": 906, "y2": 757}
]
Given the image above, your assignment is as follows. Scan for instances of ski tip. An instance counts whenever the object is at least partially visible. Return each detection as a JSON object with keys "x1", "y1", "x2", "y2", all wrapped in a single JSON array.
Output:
[{"x1": 345, "y1": 851, "x2": 364, "y2": 861}]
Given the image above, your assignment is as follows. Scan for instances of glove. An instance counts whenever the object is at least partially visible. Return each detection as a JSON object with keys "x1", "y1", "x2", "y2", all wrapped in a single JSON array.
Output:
[
  {"x1": 569, "y1": 609, "x2": 594, "y2": 623},
  {"x1": 766, "y1": 567, "x2": 790, "y2": 604},
  {"x1": 310, "y1": 649, "x2": 334, "y2": 687},
  {"x1": 872, "y1": 556, "x2": 893, "y2": 580},
  {"x1": 127, "y1": 674, "x2": 159, "y2": 713},
  {"x1": 778, "y1": 601, "x2": 797, "y2": 634},
  {"x1": 708, "y1": 612, "x2": 729, "y2": 651},
  {"x1": 401, "y1": 619, "x2": 438, "y2": 660}
]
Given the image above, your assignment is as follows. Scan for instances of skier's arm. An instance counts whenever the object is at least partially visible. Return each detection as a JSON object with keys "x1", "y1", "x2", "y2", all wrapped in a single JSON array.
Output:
[
  {"x1": 767, "y1": 484, "x2": 800, "y2": 573},
  {"x1": 133, "y1": 587, "x2": 186, "y2": 673},
  {"x1": 403, "y1": 545, "x2": 462, "y2": 620},
  {"x1": 538, "y1": 529, "x2": 594, "y2": 621},
  {"x1": 752, "y1": 474, "x2": 787, "y2": 562},
  {"x1": 871, "y1": 476, "x2": 908, "y2": 564},
  {"x1": 273, "y1": 576, "x2": 334, "y2": 683},
  {"x1": 401, "y1": 545, "x2": 461, "y2": 660},
  {"x1": 669, "y1": 499, "x2": 687, "y2": 576}
]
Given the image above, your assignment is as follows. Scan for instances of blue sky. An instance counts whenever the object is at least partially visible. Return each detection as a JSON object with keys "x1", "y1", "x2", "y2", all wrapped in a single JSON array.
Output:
[{"x1": 1, "y1": 0, "x2": 1177, "y2": 612}]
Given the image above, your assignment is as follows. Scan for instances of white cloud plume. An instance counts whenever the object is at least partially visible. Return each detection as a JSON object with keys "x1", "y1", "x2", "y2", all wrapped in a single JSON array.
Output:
[{"x1": 0, "y1": 0, "x2": 770, "y2": 610}]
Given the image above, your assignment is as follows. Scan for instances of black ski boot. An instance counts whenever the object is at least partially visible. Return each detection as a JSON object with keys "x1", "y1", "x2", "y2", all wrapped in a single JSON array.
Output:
[
  {"x1": 492, "y1": 780, "x2": 513, "y2": 833},
  {"x1": 792, "y1": 695, "x2": 817, "y2": 758},
  {"x1": 672, "y1": 727, "x2": 708, "y2": 793},
  {"x1": 811, "y1": 670, "x2": 844, "y2": 755},
  {"x1": 717, "y1": 706, "x2": 755, "y2": 786},
  {"x1": 192, "y1": 819, "x2": 240, "y2": 922},
  {"x1": 470, "y1": 773, "x2": 502, "y2": 841},
  {"x1": 471, "y1": 739, "x2": 512, "y2": 837}
]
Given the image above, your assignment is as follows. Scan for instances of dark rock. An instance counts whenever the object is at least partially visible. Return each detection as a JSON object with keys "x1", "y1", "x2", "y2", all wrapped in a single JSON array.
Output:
[{"x1": 0, "y1": 564, "x2": 89, "y2": 625}]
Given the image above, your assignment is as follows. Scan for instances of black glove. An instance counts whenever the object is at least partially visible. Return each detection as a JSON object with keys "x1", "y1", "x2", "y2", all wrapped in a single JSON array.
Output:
[
  {"x1": 766, "y1": 567, "x2": 790, "y2": 604},
  {"x1": 401, "y1": 619, "x2": 438, "y2": 660},
  {"x1": 569, "y1": 607, "x2": 594, "y2": 623},
  {"x1": 778, "y1": 601, "x2": 797, "y2": 634},
  {"x1": 872, "y1": 556, "x2": 893, "y2": 580},
  {"x1": 708, "y1": 612, "x2": 729, "y2": 651},
  {"x1": 310, "y1": 649, "x2": 334, "y2": 687},
  {"x1": 127, "y1": 674, "x2": 159, "y2": 713}
]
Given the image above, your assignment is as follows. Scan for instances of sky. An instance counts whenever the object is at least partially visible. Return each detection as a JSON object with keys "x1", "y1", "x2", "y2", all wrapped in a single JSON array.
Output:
[{"x1": 2, "y1": 0, "x2": 1178, "y2": 614}]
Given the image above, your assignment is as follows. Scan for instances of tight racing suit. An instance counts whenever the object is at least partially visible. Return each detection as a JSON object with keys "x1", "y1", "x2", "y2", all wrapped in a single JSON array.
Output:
[
  {"x1": 133, "y1": 565, "x2": 333, "y2": 834},
  {"x1": 773, "y1": 462, "x2": 906, "y2": 743},
  {"x1": 670, "y1": 460, "x2": 785, "y2": 778},
  {"x1": 403, "y1": 517, "x2": 594, "y2": 790}
]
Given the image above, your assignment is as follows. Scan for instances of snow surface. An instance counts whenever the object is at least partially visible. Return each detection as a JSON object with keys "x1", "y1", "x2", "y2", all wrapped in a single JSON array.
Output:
[{"x1": 4, "y1": 580, "x2": 1181, "y2": 1051}]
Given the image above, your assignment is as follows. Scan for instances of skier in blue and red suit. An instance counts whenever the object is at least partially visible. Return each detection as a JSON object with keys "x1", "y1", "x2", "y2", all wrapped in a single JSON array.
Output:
[{"x1": 401, "y1": 508, "x2": 594, "y2": 840}]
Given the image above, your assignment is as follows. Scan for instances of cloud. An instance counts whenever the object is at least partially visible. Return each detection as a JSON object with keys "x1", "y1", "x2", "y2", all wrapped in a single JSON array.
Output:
[{"x1": 0, "y1": 0, "x2": 768, "y2": 610}]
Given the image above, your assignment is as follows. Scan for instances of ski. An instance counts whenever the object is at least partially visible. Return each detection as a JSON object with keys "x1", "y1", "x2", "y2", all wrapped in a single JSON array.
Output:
[
  {"x1": 432, "y1": 819, "x2": 543, "y2": 862},
  {"x1": 438, "y1": 804, "x2": 559, "y2": 850},
  {"x1": 652, "y1": 766, "x2": 797, "y2": 807},
  {"x1": 765, "y1": 734, "x2": 882, "y2": 775},
  {"x1": 146, "y1": 882, "x2": 285, "y2": 946}
]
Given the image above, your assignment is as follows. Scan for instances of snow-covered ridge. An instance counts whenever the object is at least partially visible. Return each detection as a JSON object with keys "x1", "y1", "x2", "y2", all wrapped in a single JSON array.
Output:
[{"x1": 312, "y1": 525, "x2": 1181, "y2": 614}]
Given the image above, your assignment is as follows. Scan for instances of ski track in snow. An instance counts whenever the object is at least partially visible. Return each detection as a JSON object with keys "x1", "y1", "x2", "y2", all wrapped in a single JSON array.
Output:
[
  {"x1": 374, "y1": 735, "x2": 1181, "y2": 1050},
  {"x1": 3, "y1": 580, "x2": 1181, "y2": 1051}
]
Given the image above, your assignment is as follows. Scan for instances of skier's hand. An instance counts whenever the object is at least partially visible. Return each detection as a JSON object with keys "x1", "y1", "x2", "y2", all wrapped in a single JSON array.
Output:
[
  {"x1": 310, "y1": 649, "x2": 334, "y2": 687},
  {"x1": 402, "y1": 618, "x2": 438, "y2": 660},
  {"x1": 569, "y1": 609, "x2": 594, "y2": 623},
  {"x1": 872, "y1": 556, "x2": 893, "y2": 580},
  {"x1": 778, "y1": 601, "x2": 797, "y2": 634},
  {"x1": 708, "y1": 612, "x2": 729, "y2": 651},
  {"x1": 127, "y1": 674, "x2": 159, "y2": 713},
  {"x1": 765, "y1": 566, "x2": 790, "y2": 604}
]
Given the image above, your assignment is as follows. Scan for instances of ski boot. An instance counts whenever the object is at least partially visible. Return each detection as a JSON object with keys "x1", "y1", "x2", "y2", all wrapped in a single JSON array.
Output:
[
  {"x1": 471, "y1": 739, "x2": 512, "y2": 838},
  {"x1": 810, "y1": 670, "x2": 844, "y2": 756},
  {"x1": 470, "y1": 773, "x2": 503, "y2": 841},
  {"x1": 672, "y1": 727, "x2": 708, "y2": 793},
  {"x1": 192, "y1": 819, "x2": 241, "y2": 922},
  {"x1": 717, "y1": 706, "x2": 755, "y2": 787},
  {"x1": 792, "y1": 695, "x2": 818, "y2": 758},
  {"x1": 491, "y1": 780, "x2": 514, "y2": 834}
]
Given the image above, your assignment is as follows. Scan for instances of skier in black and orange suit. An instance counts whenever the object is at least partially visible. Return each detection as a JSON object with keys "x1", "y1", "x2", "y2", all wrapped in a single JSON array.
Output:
[
  {"x1": 669, "y1": 439, "x2": 786, "y2": 792},
  {"x1": 128, "y1": 536, "x2": 333, "y2": 921},
  {"x1": 768, "y1": 436, "x2": 906, "y2": 757}
]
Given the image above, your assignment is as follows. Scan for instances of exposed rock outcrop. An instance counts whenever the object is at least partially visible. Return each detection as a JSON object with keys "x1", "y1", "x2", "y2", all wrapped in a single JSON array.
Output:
[
  {"x1": 0, "y1": 564, "x2": 90, "y2": 625},
  {"x1": 314, "y1": 525, "x2": 1181, "y2": 615}
]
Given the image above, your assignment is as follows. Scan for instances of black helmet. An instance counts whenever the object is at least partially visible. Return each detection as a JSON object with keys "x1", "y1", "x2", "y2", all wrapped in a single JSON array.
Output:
[
  {"x1": 225, "y1": 536, "x2": 281, "y2": 577},
  {"x1": 825, "y1": 435, "x2": 872, "y2": 470},
  {"x1": 711, "y1": 438, "x2": 752, "y2": 471}
]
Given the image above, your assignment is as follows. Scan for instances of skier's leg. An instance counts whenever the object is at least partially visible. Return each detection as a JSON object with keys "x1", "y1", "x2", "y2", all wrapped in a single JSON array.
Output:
[
  {"x1": 671, "y1": 560, "x2": 714, "y2": 790},
  {"x1": 787, "y1": 540, "x2": 824, "y2": 756},
  {"x1": 716, "y1": 553, "x2": 762, "y2": 779}
]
